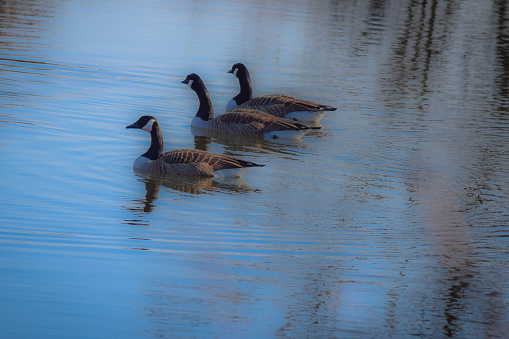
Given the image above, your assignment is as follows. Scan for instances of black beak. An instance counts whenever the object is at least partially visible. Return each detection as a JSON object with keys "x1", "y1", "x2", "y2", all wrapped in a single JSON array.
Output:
[
  {"x1": 227, "y1": 70, "x2": 233, "y2": 74},
  {"x1": 181, "y1": 79, "x2": 189, "y2": 84},
  {"x1": 126, "y1": 122, "x2": 139, "y2": 129}
]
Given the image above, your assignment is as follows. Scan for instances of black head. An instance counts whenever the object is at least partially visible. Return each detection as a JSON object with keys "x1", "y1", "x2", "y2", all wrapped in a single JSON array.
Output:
[
  {"x1": 126, "y1": 115, "x2": 157, "y2": 132},
  {"x1": 228, "y1": 63, "x2": 249, "y2": 78},
  {"x1": 181, "y1": 73, "x2": 204, "y2": 91}
]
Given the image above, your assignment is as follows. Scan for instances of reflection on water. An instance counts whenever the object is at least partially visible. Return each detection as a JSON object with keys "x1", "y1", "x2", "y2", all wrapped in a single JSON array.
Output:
[
  {"x1": 1, "y1": 0, "x2": 509, "y2": 338},
  {"x1": 191, "y1": 127, "x2": 311, "y2": 158},
  {"x1": 126, "y1": 170, "x2": 259, "y2": 215}
]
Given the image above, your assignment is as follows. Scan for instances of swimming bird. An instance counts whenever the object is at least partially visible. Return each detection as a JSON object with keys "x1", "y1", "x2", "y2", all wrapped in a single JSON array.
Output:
[
  {"x1": 182, "y1": 73, "x2": 319, "y2": 139},
  {"x1": 126, "y1": 115, "x2": 264, "y2": 177},
  {"x1": 226, "y1": 63, "x2": 337, "y2": 122}
]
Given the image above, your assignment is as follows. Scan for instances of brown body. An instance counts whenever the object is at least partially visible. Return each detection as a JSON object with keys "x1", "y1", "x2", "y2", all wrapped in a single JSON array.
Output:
[
  {"x1": 183, "y1": 73, "x2": 319, "y2": 139},
  {"x1": 235, "y1": 94, "x2": 336, "y2": 119},
  {"x1": 227, "y1": 63, "x2": 337, "y2": 122},
  {"x1": 127, "y1": 116, "x2": 264, "y2": 177}
]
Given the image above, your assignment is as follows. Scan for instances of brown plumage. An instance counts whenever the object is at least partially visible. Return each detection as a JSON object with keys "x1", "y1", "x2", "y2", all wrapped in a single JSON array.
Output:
[
  {"x1": 145, "y1": 149, "x2": 261, "y2": 176},
  {"x1": 227, "y1": 63, "x2": 337, "y2": 122},
  {"x1": 182, "y1": 73, "x2": 319, "y2": 139},
  {"x1": 205, "y1": 108, "x2": 318, "y2": 137},
  {"x1": 126, "y1": 115, "x2": 264, "y2": 177},
  {"x1": 236, "y1": 94, "x2": 335, "y2": 119}
]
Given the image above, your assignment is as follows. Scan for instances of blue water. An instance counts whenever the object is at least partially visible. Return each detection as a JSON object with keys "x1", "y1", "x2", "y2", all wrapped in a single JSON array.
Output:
[{"x1": 1, "y1": 0, "x2": 508, "y2": 338}]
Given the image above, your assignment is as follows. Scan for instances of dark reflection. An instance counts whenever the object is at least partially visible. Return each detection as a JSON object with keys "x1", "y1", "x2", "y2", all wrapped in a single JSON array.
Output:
[
  {"x1": 0, "y1": 114, "x2": 39, "y2": 126},
  {"x1": 361, "y1": 0, "x2": 388, "y2": 40},
  {"x1": 191, "y1": 126, "x2": 314, "y2": 158},
  {"x1": 192, "y1": 134, "x2": 212, "y2": 152},
  {"x1": 278, "y1": 263, "x2": 342, "y2": 338},
  {"x1": 443, "y1": 277, "x2": 470, "y2": 337},
  {"x1": 390, "y1": 0, "x2": 444, "y2": 104},
  {"x1": 495, "y1": 0, "x2": 509, "y2": 115},
  {"x1": 127, "y1": 175, "x2": 163, "y2": 214},
  {"x1": 0, "y1": 0, "x2": 58, "y2": 111},
  {"x1": 0, "y1": 0, "x2": 56, "y2": 41},
  {"x1": 347, "y1": 0, "x2": 509, "y2": 336},
  {"x1": 125, "y1": 169, "x2": 259, "y2": 217}
]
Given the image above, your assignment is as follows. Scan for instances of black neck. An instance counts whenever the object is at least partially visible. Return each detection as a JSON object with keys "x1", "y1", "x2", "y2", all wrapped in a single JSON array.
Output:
[
  {"x1": 233, "y1": 70, "x2": 253, "y2": 105},
  {"x1": 194, "y1": 82, "x2": 214, "y2": 121},
  {"x1": 142, "y1": 120, "x2": 164, "y2": 160}
]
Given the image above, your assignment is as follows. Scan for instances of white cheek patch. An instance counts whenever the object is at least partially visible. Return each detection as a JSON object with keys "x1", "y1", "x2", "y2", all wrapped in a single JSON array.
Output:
[
  {"x1": 186, "y1": 79, "x2": 194, "y2": 88},
  {"x1": 142, "y1": 118, "x2": 155, "y2": 132},
  {"x1": 233, "y1": 68, "x2": 238, "y2": 76}
]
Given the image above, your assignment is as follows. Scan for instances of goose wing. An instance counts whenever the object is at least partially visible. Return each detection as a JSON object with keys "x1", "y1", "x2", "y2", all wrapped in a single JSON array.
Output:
[
  {"x1": 240, "y1": 94, "x2": 337, "y2": 115},
  {"x1": 218, "y1": 109, "x2": 314, "y2": 132},
  {"x1": 162, "y1": 149, "x2": 262, "y2": 171}
]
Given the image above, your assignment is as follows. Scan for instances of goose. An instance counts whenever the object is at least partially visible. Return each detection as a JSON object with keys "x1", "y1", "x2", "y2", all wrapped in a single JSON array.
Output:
[
  {"x1": 226, "y1": 63, "x2": 337, "y2": 122},
  {"x1": 182, "y1": 73, "x2": 319, "y2": 139},
  {"x1": 126, "y1": 115, "x2": 264, "y2": 177}
]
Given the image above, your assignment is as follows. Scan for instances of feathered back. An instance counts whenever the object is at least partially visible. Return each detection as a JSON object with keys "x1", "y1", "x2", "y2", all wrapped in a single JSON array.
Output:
[
  {"x1": 162, "y1": 149, "x2": 261, "y2": 171},
  {"x1": 238, "y1": 94, "x2": 337, "y2": 118},
  {"x1": 228, "y1": 63, "x2": 337, "y2": 122},
  {"x1": 128, "y1": 115, "x2": 264, "y2": 177},
  {"x1": 208, "y1": 109, "x2": 317, "y2": 136}
]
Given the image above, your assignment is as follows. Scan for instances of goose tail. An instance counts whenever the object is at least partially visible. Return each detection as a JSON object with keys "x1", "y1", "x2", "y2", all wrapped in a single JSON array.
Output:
[
  {"x1": 293, "y1": 122, "x2": 321, "y2": 131},
  {"x1": 319, "y1": 106, "x2": 337, "y2": 112},
  {"x1": 245, "y1": 162, "x2": 265, "y2": 168}
]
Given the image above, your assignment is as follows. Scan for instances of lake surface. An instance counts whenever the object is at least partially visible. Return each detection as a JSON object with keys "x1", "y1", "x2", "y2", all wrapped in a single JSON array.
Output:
[{"x1": 1, "y1": 0, "x2": 508, "y2": 337}]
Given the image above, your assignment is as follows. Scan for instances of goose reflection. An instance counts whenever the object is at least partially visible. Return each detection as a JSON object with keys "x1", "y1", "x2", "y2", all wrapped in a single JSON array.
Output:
[
  {"x1": 191, "y1": 124, "x2": 319, "y2": 156},
  {"x1": 126, "y1": 169, "x2": 259, "y2": 216}
]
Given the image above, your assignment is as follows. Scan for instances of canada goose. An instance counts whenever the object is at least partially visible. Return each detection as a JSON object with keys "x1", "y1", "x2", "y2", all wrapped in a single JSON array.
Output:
[
  {"x1": 182, "y1": 73, "x2": 319, "y2": 139},
  {"x1": 126, "y1": 115, "x2": 264, "y2": 177},
  {"x1": 226, "y1": 63, "x2": 337, "y2": 122}
]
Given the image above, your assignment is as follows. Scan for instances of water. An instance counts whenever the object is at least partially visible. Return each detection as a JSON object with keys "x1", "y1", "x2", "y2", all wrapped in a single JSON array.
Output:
[{"x1": 1, "y1": 0, "x2": 508, "y2": 337}]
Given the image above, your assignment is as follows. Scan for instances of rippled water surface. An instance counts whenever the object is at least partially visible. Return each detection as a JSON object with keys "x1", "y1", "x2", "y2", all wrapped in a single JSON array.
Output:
[{"x1": 1, "y1": 0, "x2": 509, "y2": 338}]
